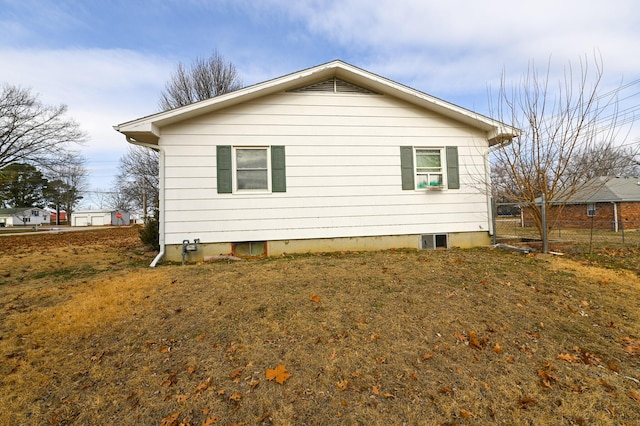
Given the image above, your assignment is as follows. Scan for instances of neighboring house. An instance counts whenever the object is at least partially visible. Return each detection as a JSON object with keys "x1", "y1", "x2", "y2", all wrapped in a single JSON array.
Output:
[
  {"x1": 71, "y1": 210, "x2": 130, "y2": 227},
  {"x1": 0, "y1": 208, "x2": 49, "y2": 227},
  {"x1": 544, "y1": 176, "x2": 640, "y2": 231},
  {"x1": 115, "y1": 60, "x2": 516, "y2": 263}
]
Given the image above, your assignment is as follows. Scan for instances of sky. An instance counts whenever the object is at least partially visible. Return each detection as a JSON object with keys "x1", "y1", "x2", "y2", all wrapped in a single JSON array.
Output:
[{"x1": 1, "y1": 0, "x2": 639, "y2": 207}]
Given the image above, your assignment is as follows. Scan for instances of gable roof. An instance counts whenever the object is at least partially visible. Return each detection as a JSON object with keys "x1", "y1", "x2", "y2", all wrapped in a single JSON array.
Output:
[
  {"x1": 560, "y1": 176, "x2": 640, "y2": 203},
  {"x1": 114, "y1": 60, "x2": 518, "y2": 146},
  {"x1": 0, "y1": 207, "x2": 47, "y2": 215}
]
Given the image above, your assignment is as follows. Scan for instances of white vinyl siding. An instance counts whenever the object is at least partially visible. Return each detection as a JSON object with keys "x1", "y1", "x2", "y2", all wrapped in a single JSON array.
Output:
[{"x1": 159, "y1": 91, "x2": 491, "y2": 245}]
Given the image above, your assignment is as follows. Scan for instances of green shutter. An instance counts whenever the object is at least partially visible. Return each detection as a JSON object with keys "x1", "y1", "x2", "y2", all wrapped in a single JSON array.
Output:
[
  {"x1": 271, "y1": 145, "x2": 286, "y2": 192},
  {"x1": 400, "y1": 146, "x2": 415, "y2": 190},
  {"x1": 217, "y1": 145, "x2": 232, "y2": 193},
  {"x1": 446, "y1": 146, "x2": 460, "y2": 189}
]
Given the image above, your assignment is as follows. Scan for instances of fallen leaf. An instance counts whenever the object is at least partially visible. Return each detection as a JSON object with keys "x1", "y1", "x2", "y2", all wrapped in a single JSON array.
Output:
[
  {"x1": 176, "y1": 394, "x2": 190, "y2": 403},
  {"x1": 372, "y1": 386, "x2": 380, "y2": 395},
  {"x1": 228, "y1": 393, "x2": 242, "y2": 403},
  {"x1": 421, "y1": 352, "x2": 434, "y2": 361},
  {"x1": 628, "y1": 390, "x2": 640, "y2": 403},
  {"x1": 229, "y1": 368, "x2": 243, "y2": 380},
  {"x1": 202, "y1": 416, "x2": 221, "y2": 425},
  {"x1": 160, "y1": 412, "x2": 180, "y2": 426},
  {"x1": 196, "y1": 333, "x2": 206, "y2": 340},
  {"x1": 162, "y1": 371, "x2": 178, "y2": 387},
  {"x1": 469, "y1": 330, "x2": 481, "y2": 350},
  {"x1": 195, "y1": 377, "x2": 212, "y2": 394},
  {"x1": 460, "y1": 409, "x2": 474, "y2": 418},
  {"x1": 454, "y1": 331, "x2": 467, "y2": 342},
  {"x1": 518, "y1": 397, "x2": 536, "y2": 409},
  {"x1": 336, "y1": 379, "x2": 349, "y2": 391},
  {"x1": 255, "y1": 413, "x2": 271, "y2": 423},
  {"x1": 622, "y1": 337, "x2": 640, "y2": 356},
  {"x1": 600, "y1": 379, "x2": 615, "y2": 391},
  {"x1": 187, "y1": 365, "x2": 197, "y2": 375},
  {"x1": 310, "y1": 294, "x2": 321, "y2": 303},
  {"x1": 492, "y1": 343, "x2": 502, "y2": 354},
  {"x1": 557, "y1": 353, "x2": 581, "y2": 363},
  {"x1": 438, "y1": 386, "x2": 453, "y2": 395},
  {"x1": 126, "y1": 388, "x2": 144, "y2": 400},
  {"x1": 537, "y1": 369, "x2": 557, "y2": 388},
  {"x1": 571, "y1": 384, "x2": 587, "y2": 393},
  {"x1": 265, "y1": 364, "x2": 291, "y2": 384}
]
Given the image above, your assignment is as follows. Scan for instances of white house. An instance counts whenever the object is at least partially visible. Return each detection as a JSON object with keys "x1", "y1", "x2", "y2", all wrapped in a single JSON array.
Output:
[
  {"x1": 0, "y1": 208, "x2": 49, "y2": 227},
  {"x1": 115, "y1": 60, "x2": 516, "y2": 264},
  {"x1": 71, "y1": 210, "x2": 130, "y2": 227}
]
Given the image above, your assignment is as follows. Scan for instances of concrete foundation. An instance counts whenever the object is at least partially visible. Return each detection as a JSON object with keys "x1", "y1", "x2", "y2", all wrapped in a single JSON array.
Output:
[{"x1": 164, "y1": 231, "x2": 492, "y2": 263}]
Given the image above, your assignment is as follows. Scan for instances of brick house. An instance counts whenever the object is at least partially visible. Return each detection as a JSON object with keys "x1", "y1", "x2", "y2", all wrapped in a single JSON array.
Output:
[{"x1": 544, "y1": 176, "x2": 640, "y2": 231}]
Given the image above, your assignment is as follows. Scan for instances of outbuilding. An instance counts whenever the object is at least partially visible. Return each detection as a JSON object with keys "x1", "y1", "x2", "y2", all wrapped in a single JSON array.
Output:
[{"x1": 71, "y1": 210, "x2": 130, "y2": 227}]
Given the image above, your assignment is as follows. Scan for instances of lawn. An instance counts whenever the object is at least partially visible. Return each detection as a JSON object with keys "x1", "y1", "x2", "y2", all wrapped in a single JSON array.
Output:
[{"x1": 1, "y1": 227, "x2": 639, "y2": 425}]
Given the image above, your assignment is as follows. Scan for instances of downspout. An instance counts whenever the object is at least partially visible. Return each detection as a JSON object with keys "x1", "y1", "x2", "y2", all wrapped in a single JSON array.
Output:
[
  {"x1": 126, "y1": 136, "x2": 165, "y2": 267},
  {"x1": 484, "y1": 147, "x2": 494, "y2": 237},
  {"x1": 612, "y1": 202, "x2": 618, "y2": 232}
]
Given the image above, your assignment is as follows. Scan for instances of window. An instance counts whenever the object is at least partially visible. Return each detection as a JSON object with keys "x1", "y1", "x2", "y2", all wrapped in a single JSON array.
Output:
[
  {"x1": 233, "y1": 241, "x2": 266, "y2": 257},
  {"x1": 587, "y1": 203, "x2": 596, "y2": 217},
  {"x1": 217, "y1": 145, "x2": 286, "y2": 194},
  {"x1": 415, "y1": 149, "x2": 444, "y2": 189},
  {"x1": 235, "y1": 147, "x2": 269, "y2": 191},
  {"x1": 400, "y1": 146, "x2": 459, "y2": 191}
]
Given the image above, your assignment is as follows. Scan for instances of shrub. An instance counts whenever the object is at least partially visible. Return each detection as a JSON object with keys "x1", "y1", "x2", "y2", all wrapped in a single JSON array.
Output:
[{"x1": 139, "y1": 217, "x2": 159, "y2": 251}]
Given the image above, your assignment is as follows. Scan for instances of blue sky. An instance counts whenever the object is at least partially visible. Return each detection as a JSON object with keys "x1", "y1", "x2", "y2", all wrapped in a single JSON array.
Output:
[{"x1": 1, "y1": 0, "x2": 639, "y2": 205}]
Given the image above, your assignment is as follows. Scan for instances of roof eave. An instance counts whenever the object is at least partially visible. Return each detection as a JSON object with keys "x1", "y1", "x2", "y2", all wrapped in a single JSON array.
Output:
[{"x1": 115, "y1": 60, "x2": 519, "y2": 145}]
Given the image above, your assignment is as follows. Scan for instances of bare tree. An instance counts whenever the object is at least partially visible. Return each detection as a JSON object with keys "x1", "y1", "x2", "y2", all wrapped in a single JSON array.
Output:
[
  {"x1": 44, "y1": 152, "x2": 89, "y2": 224},
  {"x1": 112, "y1": 146, "x2": 159, "y2": 221},
  {"x1": 489, "y1": 55, "x2": 637, "y2": 237},
  {"x1": 158, "y1": 50, "x2": 243, "y2": 111},
  {"x1": 564, "y1": 144, "x2": 639, "y2": 180},
  {"x1": 0, "y1": 84, "x2": 86, "y2": 169}
]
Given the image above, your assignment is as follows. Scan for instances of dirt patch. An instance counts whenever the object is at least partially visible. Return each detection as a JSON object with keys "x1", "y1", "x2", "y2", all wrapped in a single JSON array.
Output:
[{"x1": 1, "y1": 229, "x2": 639, "y2": 425}]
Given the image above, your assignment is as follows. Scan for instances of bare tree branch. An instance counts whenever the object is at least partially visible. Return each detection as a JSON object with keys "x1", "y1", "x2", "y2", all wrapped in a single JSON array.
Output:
[
  {"x1": 158, "y1": 49, "x2": 243, "y2": 111},
  {"x1": 489, "y1": 54, "x2": 638, "y2": 237},
  {"x1": 0, "y1": 84, "x2": 87, "y2": 169}
]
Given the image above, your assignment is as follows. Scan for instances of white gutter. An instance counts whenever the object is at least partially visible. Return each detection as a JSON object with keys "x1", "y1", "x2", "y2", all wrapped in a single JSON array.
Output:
[
  {"x1": 484, "y1": 148, "x2": 494, "y2": 236},
  {"x1": 125, "y1": 136, "x2": 165, "y2": 267}
]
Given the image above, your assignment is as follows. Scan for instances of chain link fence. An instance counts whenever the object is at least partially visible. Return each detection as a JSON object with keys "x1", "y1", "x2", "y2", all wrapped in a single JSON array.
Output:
[{"x1": 492, "y1": 200, "x2": 640, "y2": 254}]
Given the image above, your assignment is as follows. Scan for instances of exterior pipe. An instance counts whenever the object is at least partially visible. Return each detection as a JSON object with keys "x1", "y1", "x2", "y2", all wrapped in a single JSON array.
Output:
[{"x1": 125, "y1": 136, "x2": 165, "y2": 267}]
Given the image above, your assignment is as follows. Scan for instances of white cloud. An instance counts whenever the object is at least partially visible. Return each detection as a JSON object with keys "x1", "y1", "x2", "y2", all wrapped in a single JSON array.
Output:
[
  {"x1": 0, "y1": 48, "x2": 174, "y2": 189},
  {"x1": 254, "y1": 0, "x2": 640, "y2": 92}
]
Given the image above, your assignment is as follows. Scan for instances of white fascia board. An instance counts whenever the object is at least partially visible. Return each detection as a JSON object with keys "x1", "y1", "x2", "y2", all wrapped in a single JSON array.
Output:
[{"x1": 114, "y1": 60, "x2": 518, "y2": 145}]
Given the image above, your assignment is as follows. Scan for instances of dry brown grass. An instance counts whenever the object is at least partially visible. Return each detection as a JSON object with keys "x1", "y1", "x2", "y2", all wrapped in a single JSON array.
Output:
[{"x1": 1, "y1": 227, "x2": 639, "y2": 425}]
